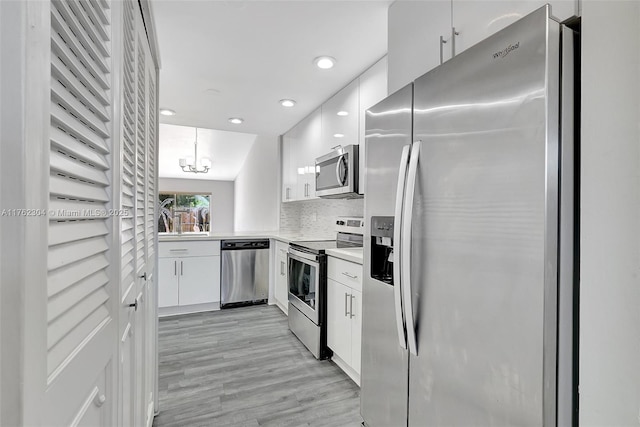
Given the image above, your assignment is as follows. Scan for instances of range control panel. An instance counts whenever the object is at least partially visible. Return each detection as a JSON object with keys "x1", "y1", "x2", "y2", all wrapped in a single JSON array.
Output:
[{"x1": 335, "y1": 216, "x2": 365, "y2": 234}]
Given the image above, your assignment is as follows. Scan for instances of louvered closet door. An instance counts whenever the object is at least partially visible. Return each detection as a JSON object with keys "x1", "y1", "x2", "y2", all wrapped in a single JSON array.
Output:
[
  {"x1": 144, "y1": 43, "x2": 159, "y2": 426},
  {"x1": 119, "y1": 0, "x2": 138, "y2": 425},
  {"x1": 47, "y1": 0, "x2": 115, "y2": 425}
]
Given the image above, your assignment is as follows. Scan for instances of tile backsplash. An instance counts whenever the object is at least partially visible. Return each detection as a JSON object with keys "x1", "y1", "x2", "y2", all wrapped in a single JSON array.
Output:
[{"x1": 280, "y1": 198, "x2": 364, "y2": 237}]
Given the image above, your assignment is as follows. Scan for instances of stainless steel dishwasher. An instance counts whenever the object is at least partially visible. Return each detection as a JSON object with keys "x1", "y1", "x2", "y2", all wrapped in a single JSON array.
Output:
[{"x1": 220, "y1": 239, "x2": 270, "y2": 308}]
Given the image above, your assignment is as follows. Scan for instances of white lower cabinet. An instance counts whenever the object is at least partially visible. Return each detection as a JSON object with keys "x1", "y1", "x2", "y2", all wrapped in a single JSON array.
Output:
[
  {"x1": 274, "y1": 240, "x2": 289, "y2": 314},
  {"x1": 326, "y1": 256, "x2": 363, "y2": 385},
  {"x1": 158, "y1": 258, "x2": 179, "y2": 307},
  {"x1": 158, "y1": 241, "x2": 221, "y2": 315}
]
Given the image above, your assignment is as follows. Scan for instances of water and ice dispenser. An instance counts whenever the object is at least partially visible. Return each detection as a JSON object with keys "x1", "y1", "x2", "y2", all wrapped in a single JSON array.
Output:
[{"x1": 370, "y1": 216, "x2": 395, "y2": 285}]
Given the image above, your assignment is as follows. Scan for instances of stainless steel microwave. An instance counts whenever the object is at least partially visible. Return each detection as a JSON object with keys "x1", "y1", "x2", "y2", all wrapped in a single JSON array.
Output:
[{"x1": 315, "y1": 145, "x2": 361, "y2": 198}]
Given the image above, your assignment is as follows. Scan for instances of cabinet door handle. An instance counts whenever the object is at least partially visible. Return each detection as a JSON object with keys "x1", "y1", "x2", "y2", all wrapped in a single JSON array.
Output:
[
  {"x1": 280, "y1": 261, "x2": 285, "y2": 276},
  {"x1": 174, "y1": 260, "x2": 177, "y2": 276},
  {"x1": 342, "y1": 271, "x2": 358, "y2": 279},
  {"x1": 181, "y1": 261, "x2": 183, "y2": 276},
  {"x1": 345, "y1": 292, "x2": 349, "y2": 317},
  {"x1": 451, "y1": 27, "x2": 459, "y2": 57},
  {"x1": 439, "y1": 35, "x2": 447, "y2": 64},
  {"x1": 350, "y1": 294, "x2": 355, "y2": 319}
]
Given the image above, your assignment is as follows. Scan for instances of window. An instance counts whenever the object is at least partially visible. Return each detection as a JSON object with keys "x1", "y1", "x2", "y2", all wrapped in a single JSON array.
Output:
[{"x1": 158, "y1": 192, "x2": 211, "y2": 233}]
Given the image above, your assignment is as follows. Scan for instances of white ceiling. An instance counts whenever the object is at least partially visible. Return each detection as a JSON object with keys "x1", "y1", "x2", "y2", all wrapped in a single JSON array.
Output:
[
  {"x1": 152, "y1": 0, "x2": 390, "y2": 137},
  {"x1": 158, "y1": 123, "x2": 256, "y2": 180}
]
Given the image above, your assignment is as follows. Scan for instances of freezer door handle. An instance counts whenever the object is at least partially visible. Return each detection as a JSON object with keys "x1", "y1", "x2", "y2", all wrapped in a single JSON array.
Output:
[
  {"x1": 393, "y1": 144, "x2": 411, "y2": 350},
  {"x1": 403, "y1": 141, "x2": 421, "y2": 356}
]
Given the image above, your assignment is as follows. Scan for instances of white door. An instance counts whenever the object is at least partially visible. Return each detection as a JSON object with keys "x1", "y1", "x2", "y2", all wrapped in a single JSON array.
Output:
[
  {"x1": 274, "y1": 244, "x2": 289, "y2": 311},
  {"x1": 387, "y1": 0, "x2": 452, "y2": 93},
  {"x1": 158, "y1": 258, "x2": 179, "y2": 307},
  {"x1": 178, "y1": 256, "x2": 218, "y2": 306},
  {"x1": 326, "y1": 279, "x2": 352, "y2": 364},
  {"x1": 350, "y1": 289, "x2": 363, "y2": 375},
  {"x1": 45, "y1": 0, "x2": 118, "y2": 424},
  {"x1": 452, "y1": 1, "x2": 577, "y2": 56},
  {"x1": 144, "y1": 33, "x2": 159, "y2": 425},
  {"x1": 119, "y1": 0, "x2": 154, "y2": 425},
  {"x1": 321, "y1": 80, "x2": 359, "y2": 151}
]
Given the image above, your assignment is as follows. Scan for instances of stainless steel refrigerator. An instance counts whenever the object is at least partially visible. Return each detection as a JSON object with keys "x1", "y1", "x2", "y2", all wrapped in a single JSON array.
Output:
[{"x1": 361, "y1": 6, "x2": 576, "y2": 427}]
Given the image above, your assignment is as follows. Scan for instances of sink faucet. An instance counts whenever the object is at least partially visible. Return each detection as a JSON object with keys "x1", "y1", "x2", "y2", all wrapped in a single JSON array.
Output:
[{"x1": 173, "y1": 209, "x2": 188, "y2": 234}]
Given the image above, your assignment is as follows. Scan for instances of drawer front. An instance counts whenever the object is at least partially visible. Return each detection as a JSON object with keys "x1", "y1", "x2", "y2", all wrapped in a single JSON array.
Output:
[
  {"x1": 328, "y1": 256, "x2": 362, "y2": 292},
  {"x1": 159, "y1": 240, "x2": 220, "y2": 258}
]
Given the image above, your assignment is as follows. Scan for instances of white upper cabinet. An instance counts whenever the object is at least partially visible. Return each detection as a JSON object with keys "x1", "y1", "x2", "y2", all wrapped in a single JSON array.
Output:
[
  {"x1": 452, "y1": 1, "x2": 578, "y2": 56},
  {"x1": 388, "y1": 0, "x2": 452, "y2": 93},
  {"x1": 298, "y1": 108, "x2": 322, "y2": 199},
  {"x1": 282, "y1": 108, "x2": 322, "y2": 202},
  {"x1": 281, "y1": 60, "x2": 387, "y2": 201},
  {"x1": 388, "y1": 0, "x2": 578, "y2": 93},
  {"x1": 282, "y1": 57, "x2": 387, "y2": 202},
  {"x1": 321, "y1": 78, "x2": 359, "y2": 152},
  {"x1": 282, "y1": 133, "x2": 297, "y2": 202},
  {"x1": 358, "y1": 57, "x2": 388, "y2": 195}
]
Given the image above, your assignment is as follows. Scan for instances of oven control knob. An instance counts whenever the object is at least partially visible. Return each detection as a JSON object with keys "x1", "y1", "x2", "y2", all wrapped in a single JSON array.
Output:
[{"x1": 337, "y1": 220, "x2": 345, "y2": 225}]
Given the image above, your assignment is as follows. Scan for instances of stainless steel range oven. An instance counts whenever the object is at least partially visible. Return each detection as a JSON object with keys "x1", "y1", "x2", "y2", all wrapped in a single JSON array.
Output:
[
  {"x1": 288, "y1": 243, "x2": 330, "y2": 359},
  {"x1": 287, "y1": 217, "x2": 364, "y2": 359}
]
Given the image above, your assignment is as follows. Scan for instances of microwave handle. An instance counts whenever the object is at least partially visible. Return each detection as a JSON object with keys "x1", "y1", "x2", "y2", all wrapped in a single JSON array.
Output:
[{"x1": 335, "y1": 155, "x2": 347, "y2": 185}]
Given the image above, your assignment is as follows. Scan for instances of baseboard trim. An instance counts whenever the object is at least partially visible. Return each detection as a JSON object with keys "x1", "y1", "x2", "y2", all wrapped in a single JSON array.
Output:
[
  {"x1": 331, "y1": 353, "x2": 360, "y2": 386},
  {"x1": 275, "y1": 300, "x2": 288, "y2": 315},
  {"x1": 158, "y1": 302, "x2": 220, "y2": 317}
]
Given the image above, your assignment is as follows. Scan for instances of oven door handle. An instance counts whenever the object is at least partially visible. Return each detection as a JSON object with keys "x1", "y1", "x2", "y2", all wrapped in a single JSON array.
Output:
[{"x1": 288, "y1": 249, "x2": 320, "y2": 266}]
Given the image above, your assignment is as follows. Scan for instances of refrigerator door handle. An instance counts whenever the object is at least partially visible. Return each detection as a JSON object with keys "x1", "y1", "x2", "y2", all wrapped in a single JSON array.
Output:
[
  {"x1": 393, "y1": 144, "x2": 411, "y2": 350},
  {"x1": 402, "y1": 140, "x2": 421, "y2": 356}
]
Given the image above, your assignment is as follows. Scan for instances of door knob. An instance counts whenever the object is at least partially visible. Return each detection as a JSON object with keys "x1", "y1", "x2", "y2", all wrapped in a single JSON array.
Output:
[{"x1": 139, "y1": 272, "x2": 147, "y2": 280}]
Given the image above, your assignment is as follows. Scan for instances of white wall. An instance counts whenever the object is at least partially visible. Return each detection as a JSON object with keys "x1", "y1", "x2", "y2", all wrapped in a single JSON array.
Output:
[
  {"x1": 233, "y1": 134, "x2": 279, "y2": 232},
  {"x1": 158, "y1": 178, "x2": 235, "y2": 232},
  {"x1": 579, "y1": 1, "x2": 640, "y2": 425}
]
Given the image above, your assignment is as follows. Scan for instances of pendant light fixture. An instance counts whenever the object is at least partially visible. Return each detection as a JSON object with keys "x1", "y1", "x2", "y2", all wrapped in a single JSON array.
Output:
[{"x1": 179, "y1": 128, "x2": 211, "y2": 174}]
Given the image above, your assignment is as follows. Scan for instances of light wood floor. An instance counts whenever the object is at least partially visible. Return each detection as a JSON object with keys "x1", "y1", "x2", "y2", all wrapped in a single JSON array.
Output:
[{"x1": 153, "y1": 305, "x2": 363, "y2": 427}]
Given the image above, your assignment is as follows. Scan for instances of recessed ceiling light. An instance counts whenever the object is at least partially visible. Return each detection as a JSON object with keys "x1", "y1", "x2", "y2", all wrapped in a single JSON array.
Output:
[
  {"x1": 314, "y1": 56, "x2": 336, "y2": 70},
  {"x1": 280, "y1": 99, "x2": 296, "y2": 108},
  {"x1": 159, "y1": 108, "x2": 176, "y2": 116},
  {"x1": 229, "y1": 117, "x2": 244, "y2": 124},
  {"x1": 333, "y1": 133, "x2": 344, "y2": 138},
  {"x1": 337, "y1": 111, "x2": 349, "y2": 116}
]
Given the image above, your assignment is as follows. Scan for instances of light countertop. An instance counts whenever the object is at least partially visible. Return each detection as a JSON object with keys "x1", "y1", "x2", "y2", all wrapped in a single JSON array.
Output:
[
  {"x1": 158, "y1": 231, "x2": 334, "y2": 244},
  {"x1": 325, "y1": 247, "x2": 364, "y2": 265}
]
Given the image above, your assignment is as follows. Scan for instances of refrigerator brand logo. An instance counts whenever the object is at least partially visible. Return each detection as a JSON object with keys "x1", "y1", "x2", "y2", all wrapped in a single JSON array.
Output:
[{"x1": 493, "y1": 42, "x2": 520, "y2": 59}]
